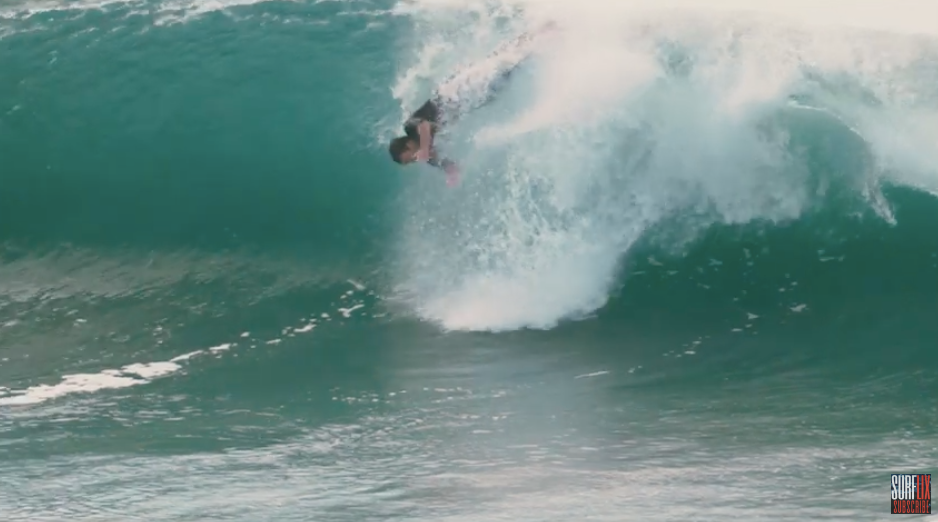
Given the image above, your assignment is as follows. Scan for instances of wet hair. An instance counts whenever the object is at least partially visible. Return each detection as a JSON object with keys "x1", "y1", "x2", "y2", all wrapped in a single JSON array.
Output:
[{"x1": 388, "y1": 136, "x2": 413, "y2": 164}]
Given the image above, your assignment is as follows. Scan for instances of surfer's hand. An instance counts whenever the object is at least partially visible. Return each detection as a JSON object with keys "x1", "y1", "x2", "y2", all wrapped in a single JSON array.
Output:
[
  {"x1": 416, "y1": 147, "x2": 431, "y2": 162},
  {"x1": 444, "y1": 164, "x2": 460, "y2": 187}
]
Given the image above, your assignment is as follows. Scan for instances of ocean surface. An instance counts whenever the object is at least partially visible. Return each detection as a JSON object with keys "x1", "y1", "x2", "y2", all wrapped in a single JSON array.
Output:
[{"x1": 2, "y1": 0, "x2": 937, "y2": 520}]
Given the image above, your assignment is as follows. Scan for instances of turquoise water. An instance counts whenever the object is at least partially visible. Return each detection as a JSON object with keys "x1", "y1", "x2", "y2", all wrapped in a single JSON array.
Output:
[{"x1": 2, "y1": 1, "x2": 937, "y2": 520}]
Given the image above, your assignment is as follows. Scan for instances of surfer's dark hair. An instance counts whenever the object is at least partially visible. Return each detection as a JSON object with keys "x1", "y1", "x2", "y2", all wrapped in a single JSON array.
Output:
[{"x1": 388, "y1": 136, "x2": 412, "y2": 164}]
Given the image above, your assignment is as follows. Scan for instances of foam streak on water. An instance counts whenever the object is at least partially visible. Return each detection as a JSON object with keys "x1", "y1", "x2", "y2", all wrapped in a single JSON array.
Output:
[{"x1": 390, "y1": 0, "x2": 938, "y2": 332}]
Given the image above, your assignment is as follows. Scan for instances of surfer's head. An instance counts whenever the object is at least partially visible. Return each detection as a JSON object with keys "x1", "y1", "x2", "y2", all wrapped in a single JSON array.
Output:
[{"x1": 389, "y1": 136, "x2": 419, "y2": 164}]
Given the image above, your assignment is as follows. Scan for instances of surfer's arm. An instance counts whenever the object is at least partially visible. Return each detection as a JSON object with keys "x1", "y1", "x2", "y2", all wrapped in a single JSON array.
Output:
[
  {"x1": 416, "y1": 120, "x2": 434, "y2": 161},
  {"x1": 428, "y1": 156, "x2": 460, "y2": 187}
]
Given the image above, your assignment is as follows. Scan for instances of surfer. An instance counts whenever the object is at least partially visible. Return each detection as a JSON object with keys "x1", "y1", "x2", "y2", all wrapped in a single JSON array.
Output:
[
  {"x1": 388, "y1": 97, "x2": 461, "y2": 186},
  {"x1": 387, "y1": 22, "x2": 558, "y2": 187}
]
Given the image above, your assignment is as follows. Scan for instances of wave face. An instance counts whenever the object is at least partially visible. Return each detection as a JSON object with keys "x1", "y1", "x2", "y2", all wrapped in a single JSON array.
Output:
[
  {"x1": 1, "y1": 0, "x2": 399, "y2": 264},
  {"x1": 2, "y1": 0, "x2": 938, "y2": 333}
]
